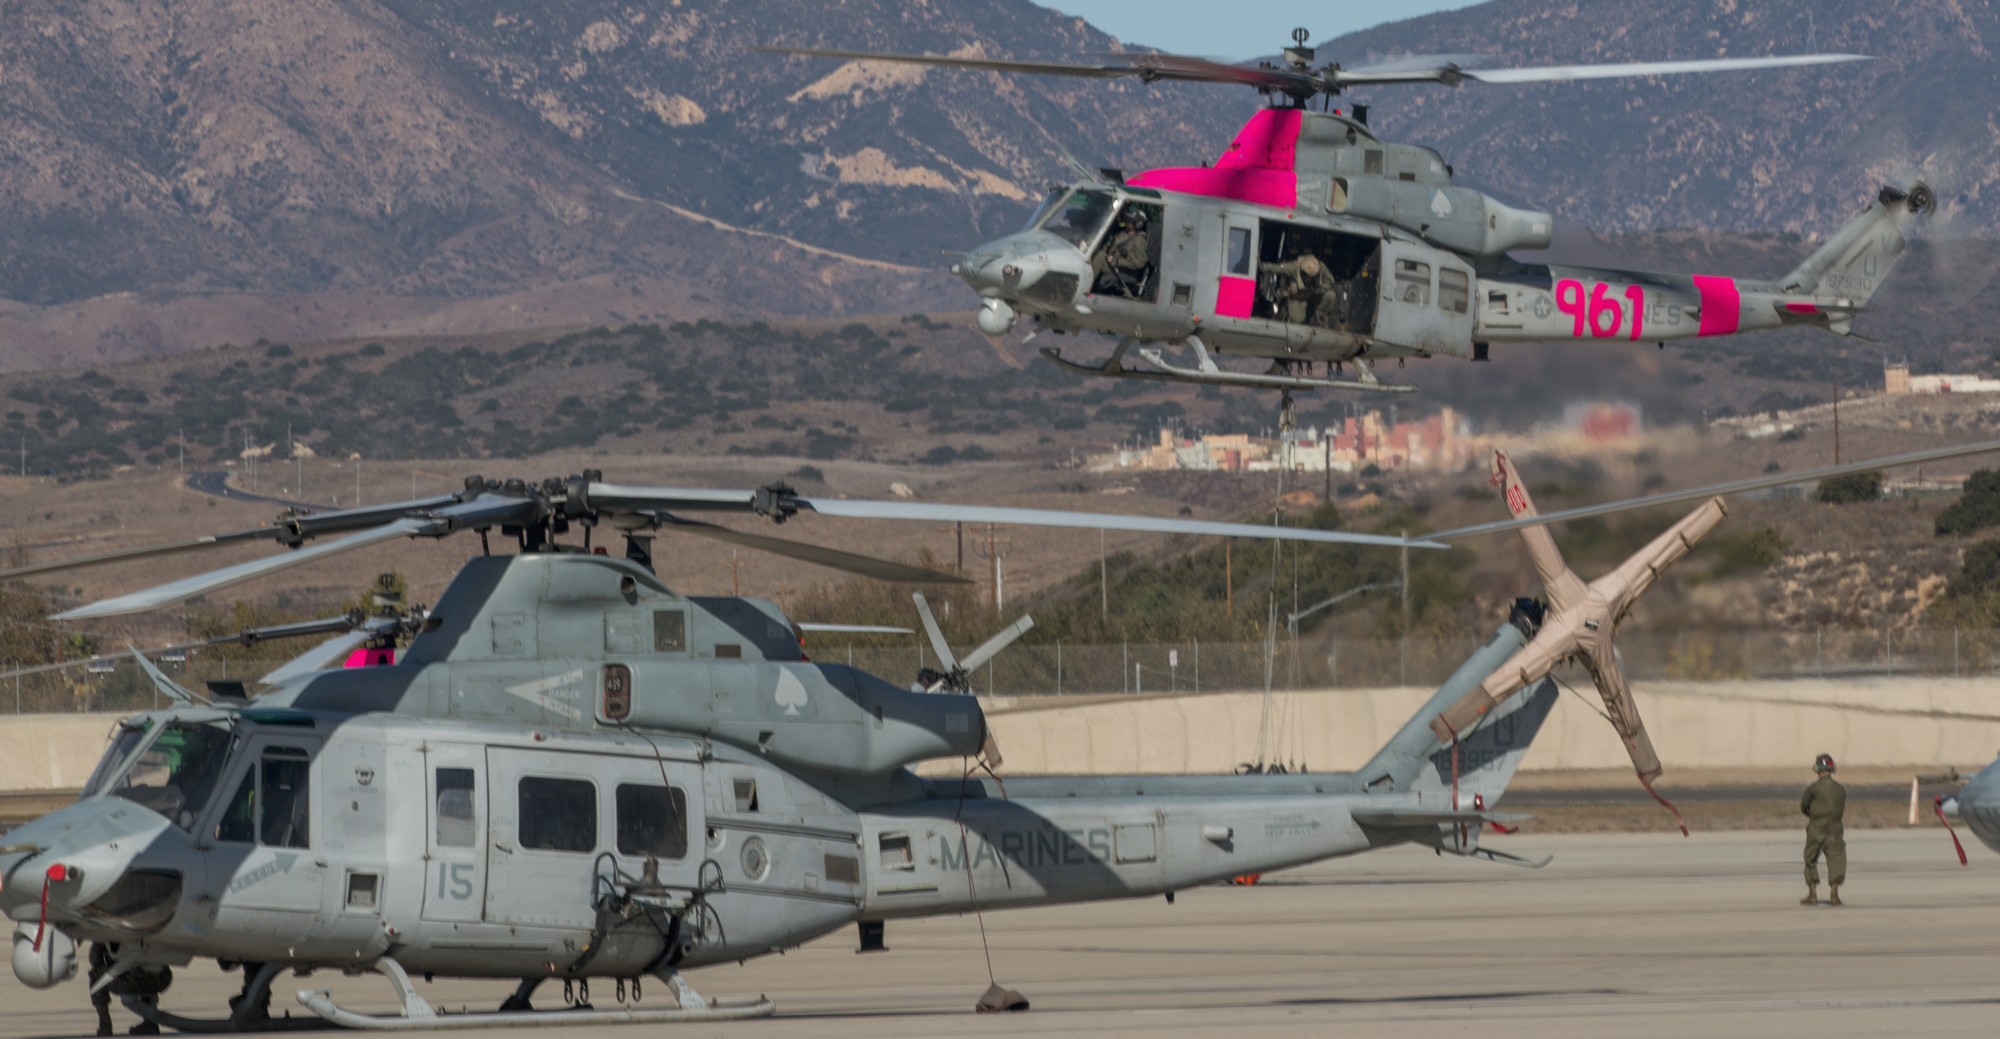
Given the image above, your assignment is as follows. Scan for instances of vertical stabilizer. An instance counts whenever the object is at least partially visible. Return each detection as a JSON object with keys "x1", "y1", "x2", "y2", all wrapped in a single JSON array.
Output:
[
  {"x1": 1779, "y1": 183, "x2": 1934, "y2": 309},
  {"x1": 1356, "y1": 621, "x2": 1528, "y2": 791}
]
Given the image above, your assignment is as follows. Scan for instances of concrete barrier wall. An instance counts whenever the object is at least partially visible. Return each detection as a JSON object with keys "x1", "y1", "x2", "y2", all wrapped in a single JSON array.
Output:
[
  {"x1": 977, "y1": 677, "x2": 2000, "y2": 776},
  {"x1": 0, "y1": 713, "x2": 121, "y2": 794},
  {"x1": 4, "y1": 679, "x2": 1999, "y2": 792}
]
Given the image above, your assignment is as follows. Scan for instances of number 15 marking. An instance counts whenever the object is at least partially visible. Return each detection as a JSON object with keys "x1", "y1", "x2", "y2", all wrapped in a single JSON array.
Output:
[{"x1": 1555, "y1": 279, "x2": 1646, "y2": 341}]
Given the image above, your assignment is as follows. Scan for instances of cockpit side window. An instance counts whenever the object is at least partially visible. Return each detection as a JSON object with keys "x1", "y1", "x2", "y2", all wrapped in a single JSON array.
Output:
[
  {"x1": 109, "y1": 722, "x2": 234, "y2": 832},
  {"x1": 258, "y1": 749, "x2": 311, "y2": 849},
  {"x1": 1038, "y1": 189, "x2": 1116, "y2": 249}
]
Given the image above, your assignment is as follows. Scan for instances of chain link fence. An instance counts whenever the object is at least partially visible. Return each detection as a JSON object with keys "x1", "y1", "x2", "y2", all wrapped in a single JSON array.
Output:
[{"x1": 6, "y1": 628, "x2": 1998, "y2": 713}]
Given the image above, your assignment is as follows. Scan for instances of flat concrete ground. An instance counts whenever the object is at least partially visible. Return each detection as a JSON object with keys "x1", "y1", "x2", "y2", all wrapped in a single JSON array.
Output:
[{"x1": 5, "y1": 829, "x2": 1997, "y2": 1039}]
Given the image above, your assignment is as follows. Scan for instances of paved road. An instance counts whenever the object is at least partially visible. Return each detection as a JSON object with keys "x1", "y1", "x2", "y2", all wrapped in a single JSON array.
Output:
[
  {"x1": 183, "y1": 469, "x2": 313, "y2": 509},
  {"x1": 4, "y1": 829, "x2": 1996, "y2": 1038}
]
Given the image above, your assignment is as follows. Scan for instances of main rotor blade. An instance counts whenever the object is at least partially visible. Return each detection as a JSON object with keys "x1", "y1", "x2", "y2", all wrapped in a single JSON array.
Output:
[
  {"x1": 260, "y1": 628, "x2": 378, "y2": 686},
  {"x1": 655, "y1": 515, "x2": 970, "y2": 584},
  {"x1": 797, "y1": 623, "x2": 915, "y2": 635},
  {"x1": 756, "y1": 46, "x2": 1137, "y2": 79},
  {"x1": 958, "y1": 615, "x2": 1035, "y2": 675},
  {"x1": 0, "y1": 529, "x2": 277, "y2": 581},
  {"x1": 911, "y1": 592, "x2": 959, "y2": 674},
  {"x1": 756, "y1": 46, "x2": 1319, "y2": 94},
  {"x1": 1460, "y1": 53, "x2": 1869, "y2": 85},
  {"x1": 798, "y1": 498, "x2": 1443, "y2": 549},
  {"x1": 55, "y1": 518, "x2": 431, "y2": 620},
  {"x1": 1430, "y1": 437, "x2": 2000, "y2": 542},
  {"x1": 0, "y1": 492, "x2": 464, "y2": 584}
]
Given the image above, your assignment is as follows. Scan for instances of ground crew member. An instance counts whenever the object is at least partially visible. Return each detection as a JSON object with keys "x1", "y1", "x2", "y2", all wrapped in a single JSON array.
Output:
[
  {"x1": 1801, "y1": 752, "x2": 1846, "y2": 906},
  {"x1": 1091, "y1": 209, "x2": 1150, "y2": 295}
]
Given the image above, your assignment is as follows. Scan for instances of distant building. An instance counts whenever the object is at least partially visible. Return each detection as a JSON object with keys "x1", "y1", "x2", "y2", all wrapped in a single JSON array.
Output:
[
  {"x1": 1105, "y1": 407, "x2": 1472, "y2": 475},
  {"x1": 1885, "y1": 362, "x2": 2000, "y2": 396}
]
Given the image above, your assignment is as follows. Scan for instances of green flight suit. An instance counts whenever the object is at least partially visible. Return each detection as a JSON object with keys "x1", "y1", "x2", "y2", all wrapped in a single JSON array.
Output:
[
  {"x1": 1091, "y1": 227, "x2": 1149, "y2": 294},
  {"x1": 1801, "y1": 774, "x2": 1846, "y2": 885}
]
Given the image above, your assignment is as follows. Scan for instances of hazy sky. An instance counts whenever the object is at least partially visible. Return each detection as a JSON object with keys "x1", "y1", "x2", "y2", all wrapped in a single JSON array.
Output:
[{"x1": 1029, "y1": 0, "x2": 1488, "y2": 59}]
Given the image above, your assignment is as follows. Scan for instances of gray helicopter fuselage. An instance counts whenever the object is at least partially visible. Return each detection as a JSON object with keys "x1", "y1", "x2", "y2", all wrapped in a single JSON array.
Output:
[
  {"x1": 2, "y1": 551, "x2": 1547, "y2": 994},
  {"x1": 962, "y1": 108, "x2": 1927, "y2": 369}
]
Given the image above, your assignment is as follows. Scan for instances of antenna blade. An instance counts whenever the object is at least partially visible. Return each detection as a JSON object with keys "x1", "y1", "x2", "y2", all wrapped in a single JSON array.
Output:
[
  {"x1": 260, "y1": 629, "x2": 376, "y2": 687},
  {"x1": 1462, "y1": 53, "x2": 1870, "y2": 85},
  {"x1": 1431, "y1": 437, "x2": 2000, "y2": 541},
  {"x1": 798, "y1": 498, "x2": 1442, "y2": 549},
  {"x1": 55, "y1": 518, "x2": 431, "y2": 620},
  {"x1": 958, "y1": 615, "x2": 1035, "y2": 675},
  {"x1": 911, "y1": 592, "x2": 958, "y2": 673},
  {"x1": 657, "y1": 515, "x2": 969, "y2": 584}
]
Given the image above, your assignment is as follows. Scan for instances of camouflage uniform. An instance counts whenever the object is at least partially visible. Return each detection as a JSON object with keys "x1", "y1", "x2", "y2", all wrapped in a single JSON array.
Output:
[
  {"x1": 1801, "y1": 771, "x2": 1846, "y2": 898},
  {"x1": 1265, "y1": 254, "x2": 1340, "y2": 326}
]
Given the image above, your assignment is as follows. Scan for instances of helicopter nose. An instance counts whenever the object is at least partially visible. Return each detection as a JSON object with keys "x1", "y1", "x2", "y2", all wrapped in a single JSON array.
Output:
[
  {"x1": 951, "y1": 232, "x2": 1068, "y2": 298},
  {"x1": 1958, "y1": 764, "x2": 2000, "y2": 854},
  {"x1": 0, "y1": 798, "x2": 174, "y2": 922}
]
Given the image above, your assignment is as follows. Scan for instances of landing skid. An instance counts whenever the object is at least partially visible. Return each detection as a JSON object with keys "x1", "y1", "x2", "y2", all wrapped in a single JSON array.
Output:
[
  {"x1": 122, "y1": 964, "x2": 323, "y2": 1034},
  {"x1": 1039, "y1": 337, "x2": 1414, "y2": 394},
  {"x1": 291, "y1": 959, "x2": 773, "y2": 1031}
]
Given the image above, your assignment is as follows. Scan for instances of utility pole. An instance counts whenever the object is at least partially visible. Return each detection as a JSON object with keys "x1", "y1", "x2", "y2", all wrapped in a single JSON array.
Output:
[
  {"x1": 355, "y1": 456, "x2": 362, "y2": 507},
  {"x1": 1225, "y1": 540, "x2": 1233, "y2": 618},
  {"x1": 730, "y1": 550, "x2": 741, "y2": 595},
  {"x1": 1323, "y1": 434, "x2": 1331, "y2": 502},
  {"x1": 970, "y1": 524, "x2": 1011, "y2": 612},
  {"x1": 1831, "y1": 380, "x2": 1841, "y2": 464},
  {"x1": 956, "y1": 521, "x2": 964, "y2": 573},
  {"x1": 1099, "y1": 527, "x2": 1108, "y2": 620},
  {"x1": 177, "y1": 427, "x2": 184, "y2": 473}
]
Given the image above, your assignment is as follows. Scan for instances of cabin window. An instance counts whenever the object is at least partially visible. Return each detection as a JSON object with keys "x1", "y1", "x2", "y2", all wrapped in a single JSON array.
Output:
[
  {"x1": 601, "y1": 664, "x2": 632, "y2": 721},
  {"x1": 615, "y1": 783, "x2": 688, "y2": 860},
  {"x1": 518, "y1": 777, "x2": 597, "y2": 853},
  {"x1": 258, "y1": 749, "x2": 311, "y2": 849},
  {"x1": 653, "y1": 610, "x2": 687, "y2": 653},
  {"x1": 1393, "y1": 259, "x2": 1432, "y2": 306},
  {"x1": 1364, "y1": 149, "x2": 1384, "y2": 175},
  {"x1": 878, "y1": 833, "x2": 914, "y2": 871},
  {"x1": 1328, "y1": 178, "x2": 1349, "y2": 212},
  {"x1": 435, "y1": 767, "x2": 476, "y2": 847},
  {"x1": 1224, "y1": 227, "x2": 1253, "y2": 276},
  {"x1": 1439, "y1": 268, "x2": 1470, "y2": 314}
]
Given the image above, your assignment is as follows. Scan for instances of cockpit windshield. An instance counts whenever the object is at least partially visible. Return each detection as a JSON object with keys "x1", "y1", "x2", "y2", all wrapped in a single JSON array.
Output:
[
  {"x1": 105, "y1": 722, "x2": 235, "y2": 831},
  {"x1": 80, "y1": 720, "x2": 153, "y2": 799},
  {"x1": 1036, "y1": 188, "x2": 1118, "y2": 249}
]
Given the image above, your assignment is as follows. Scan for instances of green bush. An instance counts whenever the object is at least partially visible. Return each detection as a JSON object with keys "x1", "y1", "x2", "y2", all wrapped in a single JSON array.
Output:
[
  {"x1": 1936, "y1": 469, "x2": 2000, "y2": 536},
  {"x1": 1814, "y1": 471, "x2": 1881, "y2": 504}
]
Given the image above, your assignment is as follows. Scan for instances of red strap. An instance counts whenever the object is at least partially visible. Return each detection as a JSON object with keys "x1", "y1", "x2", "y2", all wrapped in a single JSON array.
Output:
[
  {"x1": 1936, "y1": 796, "x2": 1969, "y2": 866},
  {"x1": 1639, "y1": 774, "x2": 1690, "y2": 837},
  {"x1": 33, "y1": 876, "x2": 48, "y2": 952}
]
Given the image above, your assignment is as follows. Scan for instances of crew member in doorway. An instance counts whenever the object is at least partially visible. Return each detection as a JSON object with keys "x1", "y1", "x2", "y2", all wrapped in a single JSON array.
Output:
[
  {"x1": 1800, "y1": 753, "x2": 1846, "y2": 906},
  {"x1": 1266, "y1": 252, "x2": 1338, "y2": 326},
  {"x1": 1092, "y1": 209, "x2": 1151, "y2": 296}
]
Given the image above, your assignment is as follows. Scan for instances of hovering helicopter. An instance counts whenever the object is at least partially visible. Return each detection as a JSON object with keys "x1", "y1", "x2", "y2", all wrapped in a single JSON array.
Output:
[
  {"x1": 7, "y1": 443, "x2": 2000, "y2": 1030},
  {"x1": 765, "y1": 33, "x2": 1934, "y2": 423}
]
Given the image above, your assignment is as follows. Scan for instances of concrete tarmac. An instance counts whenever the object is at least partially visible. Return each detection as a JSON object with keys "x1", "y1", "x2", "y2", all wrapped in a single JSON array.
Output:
[{"x1": 4, "y1": 829, "x2": 1997, "y2": 1038}]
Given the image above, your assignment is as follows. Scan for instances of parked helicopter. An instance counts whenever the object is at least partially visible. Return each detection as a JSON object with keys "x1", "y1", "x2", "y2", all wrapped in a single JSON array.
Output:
[
  {"x1": 765, "y1": 33, "x2": 1932, "y2": 423},
  {"x1": 7, "y1": 443, "x2": 2000, "y2": 1030}
]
